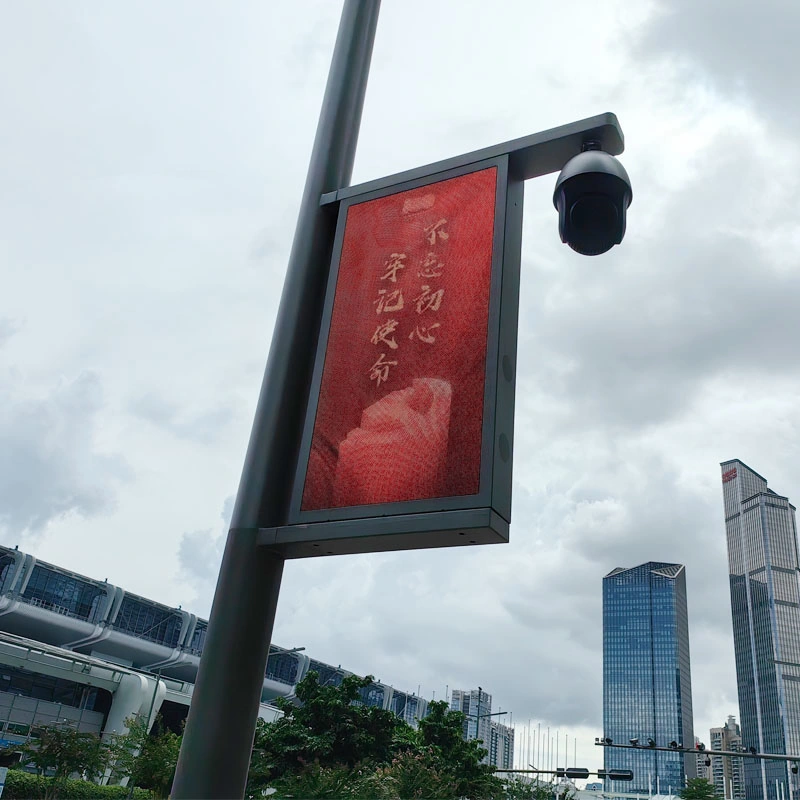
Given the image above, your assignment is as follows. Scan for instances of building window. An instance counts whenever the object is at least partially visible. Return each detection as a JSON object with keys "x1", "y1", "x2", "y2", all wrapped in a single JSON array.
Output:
[
  {"x1": 0, "y1": 553, "x2": 15, "y2": 593},
  {"x1": 112, "y1": 597, "x2": 182, "y2": 648},
  {"x1": 22, "y1": 566, "x2": 105, "y2": 622},
  {"x1": 0, "y1": 665, "x2": 111, "y2": 712},
  {"x1": 308, "y1": 661, "x2": 343, "y2": 688},
  {"x1": 189, "y1": 622, "x2": 207, "y2": 655},
  {"x1": 266, "y1": 650, "x2": 300, "y2": 685}
]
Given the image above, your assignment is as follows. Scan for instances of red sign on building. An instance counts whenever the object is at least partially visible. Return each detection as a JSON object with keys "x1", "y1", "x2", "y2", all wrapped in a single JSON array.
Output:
[
  {"x1": 281, "y1": 157, "x2": 522, "y2": 557},
  {"x1": 722, "y1": 468, "x2": 737, "y2": 484}
]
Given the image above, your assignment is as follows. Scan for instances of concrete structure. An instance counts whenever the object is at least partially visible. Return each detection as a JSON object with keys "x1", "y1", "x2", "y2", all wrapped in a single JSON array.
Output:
[
  {"x1": 721, "y1": 460, "x2": 800, "y2": 800},
  {"x1": 708, "y1": 716, "x2": 745, "y2": 799},
  {"x1": 603, "y1": 562, "x2": 695, "y2": 795},
  {"x1": 0, "y1": 545, "x2": 302, "y2": 701},
  {"x1": 0, "y1": 628, "x2": 282, "y2": 783}
]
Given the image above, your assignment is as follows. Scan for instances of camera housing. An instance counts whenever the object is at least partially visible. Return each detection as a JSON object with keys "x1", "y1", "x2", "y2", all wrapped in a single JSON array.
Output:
[{"x1": 553, "y1": 146, "x2": 632, "y2": 256}]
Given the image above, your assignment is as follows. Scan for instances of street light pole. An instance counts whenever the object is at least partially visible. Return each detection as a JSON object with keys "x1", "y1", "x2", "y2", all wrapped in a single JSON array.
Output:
[{"x1": 170, "y1": 2, "x2": 381, "y2": 797}]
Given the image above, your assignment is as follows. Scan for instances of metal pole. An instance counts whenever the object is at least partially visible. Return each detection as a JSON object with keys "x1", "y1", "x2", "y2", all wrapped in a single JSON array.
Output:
[
  {"x1": 476, "y1": 687, "x2": 482, "y2": 742},
  {"x1": 527, "y1": 722, "x2": 531, "y2": 769},
  {"x1": 171, "y1": 2, "x2": 380, "y2": 797},
  {"x1": 538, "y1": 722, "x2": 541, "y2": 770}
]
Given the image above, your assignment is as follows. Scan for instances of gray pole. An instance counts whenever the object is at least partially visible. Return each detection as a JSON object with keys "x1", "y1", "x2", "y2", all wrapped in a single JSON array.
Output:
[
  {"x1": 171, "y1": 2, "x2": 380, "y2": 797},
  {"x1": 476, "y1": 687, "x2": 482, "y2": 742}
]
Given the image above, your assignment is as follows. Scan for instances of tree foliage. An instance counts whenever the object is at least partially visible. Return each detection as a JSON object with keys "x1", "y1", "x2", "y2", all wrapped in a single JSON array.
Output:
[
  {"x1": 680, "y1": 777, "x2": 722, "y2": 799},
  {"x1": 8, "y1": 721, "x2": 108, "y2": 799},
  {"x1": 127, "y1": 719, "x2": 180, "y2": 798},
  {"x1": 107, "y1": 714, "x2": 180, "y2": 798},
  {"x1": 249, "y1": 671, "x2": 407, "y2": 784},
  {"x1": 0, "y1": 713, "x2": 178, "y2": 799},
  {"x1": 502, "y1": 777, "x2": 578, "y2": 800},
  {"x1": 417, "y1": 701, "x2": 501, "y2": 799},
  {"x1": 247, "y1": 671, "x2": 508, "y2": 799},
  {"x1": 0, "y1": 769, "x2": 150, "y2": 799}
]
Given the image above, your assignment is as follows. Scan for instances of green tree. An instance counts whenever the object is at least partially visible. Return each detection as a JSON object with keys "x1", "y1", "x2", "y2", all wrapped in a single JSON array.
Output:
[
  {"x1": 248, "y1": 670, "x2": 410, "y2": 791},
  {"x1": 417, "y1": 700, "x2": 503, "y2": 799},
  {"x1": 375, "y1": 748, "x2": 457, "y2": 799},
  {"x1": 129, "y1": 718, "x2": 181, "y2": 798},
  {"x1": 106, "y1": 715, "x2": 149, "y2": 787},
  {"x1": 107, "y1": 714, "x2": 180, "y2": 798},
  {"x1": 247, "y1": 672, "x2": 510, "y2": 799},
  {"x1": 503, "y1": 777, "x2": 567, "y2": 800},
  {"x1": 267, "y1": 761, "x2": 391, "y2": 800},
  {"x1": 9, "y1": 721, "x2": 109, "y2": 799},
  {"x1": 680, "y1": 777, "x2": 722, "y2": 799}
]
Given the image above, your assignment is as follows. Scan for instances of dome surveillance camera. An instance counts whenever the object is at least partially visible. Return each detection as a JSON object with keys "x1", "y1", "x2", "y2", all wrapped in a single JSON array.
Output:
[{"x1": 553, "y1": 145, "x2": 632, "y2": 256}]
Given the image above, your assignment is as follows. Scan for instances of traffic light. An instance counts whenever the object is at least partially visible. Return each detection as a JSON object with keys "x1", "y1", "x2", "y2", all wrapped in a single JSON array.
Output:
[
  {"x1": 598, "y1": 769, "x2": 634, "y2": 781},
  {"x1": 565, "y1": 768, "x2": 590, "y2": 780},
  {"x1": 556, "y1": 768, "x2": 591, "y2": 780}
]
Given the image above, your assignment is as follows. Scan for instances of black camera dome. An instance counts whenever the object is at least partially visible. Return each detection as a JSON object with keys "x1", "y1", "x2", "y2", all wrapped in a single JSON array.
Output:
[{"x1": 553, "y1": 149, "x2": 632, "y2": 256}]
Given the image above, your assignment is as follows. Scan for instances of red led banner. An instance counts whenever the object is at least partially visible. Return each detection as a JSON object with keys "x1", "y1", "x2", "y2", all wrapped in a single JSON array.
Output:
[{"x1": 301, "y1": 167, "x2": 498, "y2": 511}]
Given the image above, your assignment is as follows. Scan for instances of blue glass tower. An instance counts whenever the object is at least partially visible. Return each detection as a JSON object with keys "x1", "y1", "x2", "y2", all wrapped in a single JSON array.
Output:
[
  {"x1": 722, "y1": 460, "x2": 800, "y2": 800},
  {"x1": 603, "y1": 562, "x2": 695, "y2": 795}
]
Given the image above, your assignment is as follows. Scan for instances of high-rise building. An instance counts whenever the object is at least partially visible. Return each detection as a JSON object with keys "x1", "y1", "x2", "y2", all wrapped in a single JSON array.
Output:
[
  {"x1": 489, "y1": 720, "x2": 515, "y2": 771},
  {"x1": 603, "y1": 562, "x2": 695, "y2": 795},
  {"x1": 450, "y1": 688, "x2": 492, "y2": 745},
  {"x1": 708, "y1": 716, "x2": 745, "y2": 799},
  {"x1": 449, "y1": 688, "x2": 512, "y2": 768},
  {"x1": 721, "y1": 460, "x2": 800, "y2": 800}
]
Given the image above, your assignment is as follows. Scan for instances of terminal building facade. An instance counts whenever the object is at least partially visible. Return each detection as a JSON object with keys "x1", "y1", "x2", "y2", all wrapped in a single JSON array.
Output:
[
  {"x1": 0, "y1": 545, "x2": 432, "y2": 770},
  {"x1": 0, "y1": 545, "x2": 512, "y2": 773}
]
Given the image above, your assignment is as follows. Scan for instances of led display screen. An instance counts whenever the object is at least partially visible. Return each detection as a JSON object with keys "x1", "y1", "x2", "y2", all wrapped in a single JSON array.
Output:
[{"x1": 301, "y1": 167, "x2": 497, "y2": 511}]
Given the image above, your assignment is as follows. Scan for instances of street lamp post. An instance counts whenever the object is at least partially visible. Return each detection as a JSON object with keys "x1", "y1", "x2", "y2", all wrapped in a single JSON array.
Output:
[{"x1": 170, "y1": 2, "x2": 381, "y2": 797}]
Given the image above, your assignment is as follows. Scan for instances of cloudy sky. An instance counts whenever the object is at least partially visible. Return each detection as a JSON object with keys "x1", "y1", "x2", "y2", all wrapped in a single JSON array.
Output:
[{"x1": 3, "y1": 0, "x2": 800, "y2": 774}]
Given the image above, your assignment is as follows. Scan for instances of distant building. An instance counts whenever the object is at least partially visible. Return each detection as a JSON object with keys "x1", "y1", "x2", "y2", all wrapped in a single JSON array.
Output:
[
  {"x1": 721, "y1": 460, "x2": 800, "y2": 800},
  {"x1": 450, "y1": 688, "x2": 492, "y2": 744},
  {"x1": 708, "y1": 716, "x2": 745, "y2": 799},
  {"x1": 603, "y1": 562, "x2": 695, "y2": 795},
  {"x1": 449, "y1": 688, "x2": 513, "y2": 769},
  {"x1": 489, "y1": 719, "x2": 515, "y2": 770}
]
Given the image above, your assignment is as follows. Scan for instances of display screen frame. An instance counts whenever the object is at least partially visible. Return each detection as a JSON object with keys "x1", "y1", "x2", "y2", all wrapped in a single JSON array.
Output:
[{"x1": 274, "y1": 153, "x2": 522, "y2": 557}]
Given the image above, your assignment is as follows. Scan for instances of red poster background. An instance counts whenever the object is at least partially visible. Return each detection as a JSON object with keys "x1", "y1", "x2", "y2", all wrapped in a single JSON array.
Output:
[{"x1": 301, "y1": 167, "x2": 497, "y2": 511}]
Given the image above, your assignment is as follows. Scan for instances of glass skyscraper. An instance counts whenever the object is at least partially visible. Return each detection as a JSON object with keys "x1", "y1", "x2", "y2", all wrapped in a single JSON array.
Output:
[
  {"x1": 603, "y1": 562, "x2": 695, "y2": 795},
  {"x1": 721, "y1": 460, "x2": 800, "y2": 800}
]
